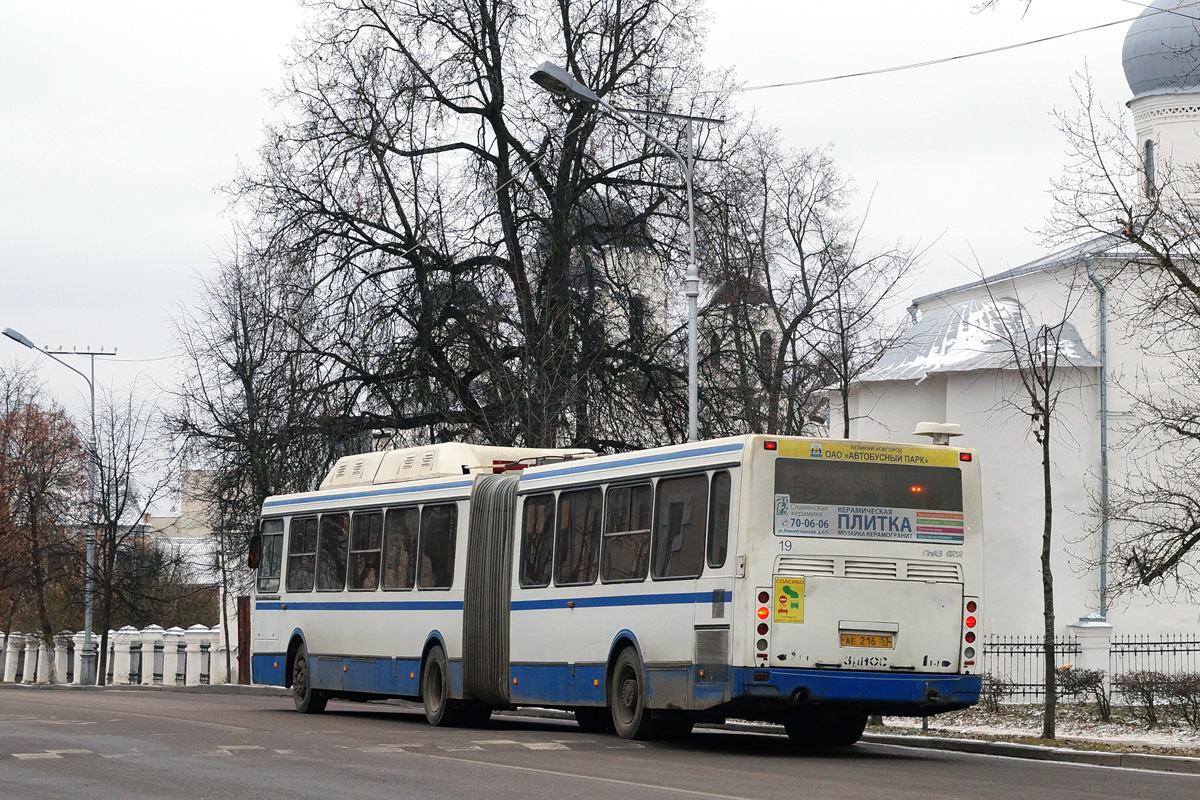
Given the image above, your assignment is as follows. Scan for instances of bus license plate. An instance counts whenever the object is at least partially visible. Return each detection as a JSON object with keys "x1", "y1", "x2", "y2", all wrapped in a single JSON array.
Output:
[{"x1": 840, "y1": 633, "x2": 894, "y2": 649}]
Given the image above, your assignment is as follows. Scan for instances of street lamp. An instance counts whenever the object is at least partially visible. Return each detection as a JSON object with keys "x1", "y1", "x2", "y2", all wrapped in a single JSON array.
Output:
[
  {"x1": 3, "y1": 326, "x2": 102, "y2": 685},
  {"x1": 530, "y1": 62, "x2": 723, "y2": 443}
]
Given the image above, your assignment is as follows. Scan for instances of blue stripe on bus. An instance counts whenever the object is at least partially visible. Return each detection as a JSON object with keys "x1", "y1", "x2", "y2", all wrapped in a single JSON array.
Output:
[
  {"x1": 255, "y1": 590, "x2": 726, "y2": 613},
  {"x1": 510, "y1": 590, "x2": 723, "y2": 611},
  {"x1": 255, "y1": 599, "x2": 464, "y2": 612},
  {"x1": 262, "y1": 478, "x2": 475, "y2": 510},
  {"x1": 521, "y1": 442, "x2": 744, "y2": 483}
]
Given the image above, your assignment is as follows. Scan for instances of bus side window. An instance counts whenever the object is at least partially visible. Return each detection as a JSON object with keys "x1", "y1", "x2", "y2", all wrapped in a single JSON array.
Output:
[
  {"x1": 418, "y1": 503, "x2": 457, "y2": 590},
  {"x1": 286, "y1": 516, "x2": 318, "y2": 592},
  {"x1": 652, "y1": 474, "x2": 708, "y2": 580},
  {"x1": 349, "y1": 511, "x2": 383, "y2": 591},
  {"x1": 382, "y1": 507, "x2": 418, "y2": 590},
  {"x1": 707, "y1": 471, "x2": 731, "y2": 569},
  {"x1": 555, "y1": 487, "x2": 602, "y2": 586},
  {"x1": 257, "y1": 519, "x2": 284, "y2": 593},
  {"x1": 317, "y1": 512, "x2": 350, "y2": 591},
  {"x1": 520, "y1": 494, "x2": 555, "y2": 588},
  {"x1": 601, "y1": 483, "x2": 651, "y2": 583}
]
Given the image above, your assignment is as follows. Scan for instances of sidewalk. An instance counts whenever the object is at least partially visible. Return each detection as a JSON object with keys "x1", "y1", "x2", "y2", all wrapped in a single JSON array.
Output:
[{"x1": 5, "y1": 682, "x2": 1199, "y2": 774}]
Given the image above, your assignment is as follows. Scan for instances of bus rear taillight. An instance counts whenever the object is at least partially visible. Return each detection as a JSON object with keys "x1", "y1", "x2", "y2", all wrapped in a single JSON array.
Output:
[
  {"x1": 755, "y1": 588, "x2": 771, "y2": 659},
  {"x1": 961, "y1": 597, "x2": 981, "y2": 669}
]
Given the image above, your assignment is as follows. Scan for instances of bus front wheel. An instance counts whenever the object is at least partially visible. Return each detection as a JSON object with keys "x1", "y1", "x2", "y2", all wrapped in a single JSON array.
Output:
[
  {"x1": 610, "y1": 648, "x2": 654, "y2": 740},
  {"x1": 292, "y1": 644, "x2": 327, "y2": 714}
]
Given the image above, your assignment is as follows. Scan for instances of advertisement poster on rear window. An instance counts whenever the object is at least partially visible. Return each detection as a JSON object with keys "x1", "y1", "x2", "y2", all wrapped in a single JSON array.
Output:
[{"x1": 773, "y1": 440, "x2": 966, "y2": 544}]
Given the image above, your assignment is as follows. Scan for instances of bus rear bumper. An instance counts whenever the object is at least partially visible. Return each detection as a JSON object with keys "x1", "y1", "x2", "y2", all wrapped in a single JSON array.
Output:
[{"x1": 731, "y1": 667, "x2": 982, "y2": 716}]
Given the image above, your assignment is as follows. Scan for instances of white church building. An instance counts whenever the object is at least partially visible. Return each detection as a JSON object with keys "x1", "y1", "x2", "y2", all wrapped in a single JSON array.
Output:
[{"x1": 837, "y1": 1, "x2": 1200, "y2": 639}]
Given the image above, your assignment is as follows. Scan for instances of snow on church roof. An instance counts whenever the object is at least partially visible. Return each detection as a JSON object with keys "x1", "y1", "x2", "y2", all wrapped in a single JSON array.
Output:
[{"x1": 858, "y1": 296, "x2": 1099, "y2": 383}]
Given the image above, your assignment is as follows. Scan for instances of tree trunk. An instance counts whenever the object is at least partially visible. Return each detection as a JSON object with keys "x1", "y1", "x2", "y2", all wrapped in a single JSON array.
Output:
[
  {"x1": 219, "y1": 531, "x2": 232, "y2": 684},
  {"x1": 1040, "y1": 407, "x2": 1056, "y2": 740}
]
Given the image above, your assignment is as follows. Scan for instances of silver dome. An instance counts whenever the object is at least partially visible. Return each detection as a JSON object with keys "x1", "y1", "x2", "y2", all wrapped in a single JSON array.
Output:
[{"x1": 1123, "y1": 0, "x2": 1200, "y2": 99}]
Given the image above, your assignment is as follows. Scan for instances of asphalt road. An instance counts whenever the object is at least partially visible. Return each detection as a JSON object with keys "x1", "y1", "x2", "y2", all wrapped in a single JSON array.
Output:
[{"x1": 1, "y1": 688, "x2": 1197, "y2": 800}]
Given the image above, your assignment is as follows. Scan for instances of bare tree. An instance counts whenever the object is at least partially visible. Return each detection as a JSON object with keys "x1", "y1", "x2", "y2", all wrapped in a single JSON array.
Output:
[
  {"x1": 0, "y1": 398, "x2": 87, "y2": 683},
  {"x1": 219, "y1": 0, "x2": 734, "y2": 451},
  {"x1": 90, "y1": 382, "x2": 182, "y2": 685},
  {"x1": 975, "y1": 275, "x2": 1094, "y2": 740},
  {"x1": 696, "y1": 130, "x2": 916, "y2": 438},
  {"x1": 1046, "y1": 73, "x2": 1200, "y2": 595}
]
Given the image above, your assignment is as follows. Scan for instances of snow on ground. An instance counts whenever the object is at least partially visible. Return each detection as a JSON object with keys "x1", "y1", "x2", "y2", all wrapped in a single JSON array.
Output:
[{"x1": 883, "y1": 704, "x2": 1200, "y2": 750}]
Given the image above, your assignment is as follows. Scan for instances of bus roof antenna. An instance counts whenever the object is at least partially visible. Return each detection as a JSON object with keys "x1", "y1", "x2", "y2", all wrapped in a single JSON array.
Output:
[{"x1": 913, "y1": 422, "x2": 964, "y2": 446}]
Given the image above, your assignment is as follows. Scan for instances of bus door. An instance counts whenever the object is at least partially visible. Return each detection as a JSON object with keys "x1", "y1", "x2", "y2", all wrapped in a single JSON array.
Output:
[{"x1": 691, "y1": 470, "x2": 735, "y2": 708}]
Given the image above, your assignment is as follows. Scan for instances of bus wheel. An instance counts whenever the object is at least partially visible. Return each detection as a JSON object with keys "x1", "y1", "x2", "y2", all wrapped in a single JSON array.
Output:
[
  {"x1": 574, "y1": 706, "x2": 614, "y2": 733},
  {"x1": 422, "y1": 645, "x2": 459, "y2": 726},
  {"x1": 292, "y1": 644, "x2": 327, "y2": 714},
  {"x1": 610, "y1": 648, "x2": 654, "y2": 740},
  {"x1": 784, "y1": 709, "x2": 867, "y2": 748}
]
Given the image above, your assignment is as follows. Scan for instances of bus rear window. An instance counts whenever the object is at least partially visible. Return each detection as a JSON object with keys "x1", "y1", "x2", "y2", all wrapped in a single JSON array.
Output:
[{"x1": 774, "y1": 459, "x2": 962, "y2": 511}]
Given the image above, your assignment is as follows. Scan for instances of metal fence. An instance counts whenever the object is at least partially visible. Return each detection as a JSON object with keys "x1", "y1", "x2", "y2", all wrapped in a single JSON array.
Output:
[
  {"x1": 1110, "y1": 634, "x2": 1200, "y2": 676},
  {"x1": 981, "y1": 635, "x2": 1080, "y2": 700}
]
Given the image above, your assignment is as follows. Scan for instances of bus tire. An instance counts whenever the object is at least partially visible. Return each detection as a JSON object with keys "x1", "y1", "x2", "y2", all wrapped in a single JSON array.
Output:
[
  {"x1": 292, "y1": 644, "x2": 327, "y2": 714},
  {"x1": 422, "y1": 645, "x2": 460, "y2": 727},
  {"x1": 574, "y1": 706, "x2": 614, "y2": 733},
  {"x1": 610, "y1": 648, "x2": 654, "y2": 740},
  {"x1": 784, "y1": 709, "x2": 867, "y2": 748}
]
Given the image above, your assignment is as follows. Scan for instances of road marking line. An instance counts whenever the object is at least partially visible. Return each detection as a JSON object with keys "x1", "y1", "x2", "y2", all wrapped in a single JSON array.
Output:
[
  {"x1": 48, "y1": 749, "x2": 92, "y2": 755},
  {"x1": 13, "y1": 753, "x2": 62, "y2": 760},
  {"x1": 274, "y1": 749, "x2": 295, "y2": 755},
  {"x1": 439, "y1": 745, "x2": 485, "y2": 752},
  {"x1": 473, "y1": 739, "x2": 518, "y2": 745},
  {"x1": 358, "y1": 744, "x2": 412, "y2": 753},
  {"x1": 523, "y1": 743, "x2": 570, "y2": 750},
  {"x1": 411, "y1": 751, "x2": 761, "y2": 800}
]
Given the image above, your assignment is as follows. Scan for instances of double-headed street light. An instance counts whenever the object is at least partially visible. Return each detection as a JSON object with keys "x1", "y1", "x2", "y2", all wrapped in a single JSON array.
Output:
[
  {"x1": 3, "y1": 326, "x2": 103, "y2": 686},
  {"x1": 530, "y1": 62, "x2": 723, "y2": 443}
]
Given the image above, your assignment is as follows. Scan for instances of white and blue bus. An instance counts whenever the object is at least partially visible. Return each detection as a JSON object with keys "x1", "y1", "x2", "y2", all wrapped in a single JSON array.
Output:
[{"x1": 250, "y1": 433, "x2": 983, "y2": 745}]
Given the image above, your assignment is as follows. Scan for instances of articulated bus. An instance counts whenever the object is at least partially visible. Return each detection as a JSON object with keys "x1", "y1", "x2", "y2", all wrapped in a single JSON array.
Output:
[{"x1": 250, "y1": 433, "x2": 983, "y2": 745}]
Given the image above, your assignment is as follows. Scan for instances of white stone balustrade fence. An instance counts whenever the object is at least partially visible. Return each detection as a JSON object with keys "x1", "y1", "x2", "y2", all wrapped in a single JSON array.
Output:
[{"x1": 0, "y1": 625, "x2": 235, "y2": 686}]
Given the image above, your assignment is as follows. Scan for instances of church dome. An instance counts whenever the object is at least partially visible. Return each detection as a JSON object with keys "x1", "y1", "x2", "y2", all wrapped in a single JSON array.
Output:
[{"x1": 1122, "y1": 0, "x2": 1200, "y2": 99}]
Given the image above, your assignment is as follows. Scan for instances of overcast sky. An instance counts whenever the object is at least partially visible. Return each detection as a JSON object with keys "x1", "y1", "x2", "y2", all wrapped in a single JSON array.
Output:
[{"x1": 0, "y1": 0, "x2": 1140, "y2": 425}]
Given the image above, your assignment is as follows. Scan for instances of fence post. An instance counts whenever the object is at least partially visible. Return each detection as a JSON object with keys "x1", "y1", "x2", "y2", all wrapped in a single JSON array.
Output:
[
  {"x1": 72, "y1": 631, "x2": 89, "y2": 685},
  {"x1": 0, "y1": 631, "x2": 5, "y2": 679},
  {"x1": 164, "y1": 627, "x2": 185, "y2": 686},
  {"x1": 23, "y1": 633, "x2": 41, "y2": 683},
  {"x1": 112, "y1": 626, "x2": 139, "y2": 685},
  {"x1": 209, "y1": 625, "x2": 226, "y2": 685},
  {"x1": 1067, "y1": 612, "x2": 1114, "y2": 685},
  {"x1": 185, "y1": 625, "x2": 209, "y2": 686},
  {"x1": 54, "y1": 631, "x2": 73, "y2": 685},
  {"x1": 3, "y1": 633, "x2": 22, "y2": 683},
  {"x1": 139, "y1": 626, "x2": 164, "y2": 686}
]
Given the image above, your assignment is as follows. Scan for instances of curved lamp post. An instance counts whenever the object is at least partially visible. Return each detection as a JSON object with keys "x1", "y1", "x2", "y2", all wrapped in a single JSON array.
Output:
[
  {"x1": 3, "y1": 327, "x2": 100, "y2": 685},
  {"x1": 530, "y1": 62, "x2": 722, "y2": 443}
]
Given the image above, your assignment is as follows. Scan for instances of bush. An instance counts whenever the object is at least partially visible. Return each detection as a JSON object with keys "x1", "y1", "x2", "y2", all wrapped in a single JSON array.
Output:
[
  {"x1": 1165, "y1": 672, "x2": 1200, "y2": 729},
  {"x1": 980, "y1": 672, "x2": 1014, "y2": 713},
  {"x1": 1058, "y1": 666, "x2": 1111, "y2": 721},
  {"x1": 1113, "y1": 670, "x2": 1170, "y2": 727}
]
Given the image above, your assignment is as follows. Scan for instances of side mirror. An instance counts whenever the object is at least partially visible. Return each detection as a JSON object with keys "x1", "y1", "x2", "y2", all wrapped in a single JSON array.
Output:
[{"x1": 247, "y1": 534, "x2": 262, "y2": 570}]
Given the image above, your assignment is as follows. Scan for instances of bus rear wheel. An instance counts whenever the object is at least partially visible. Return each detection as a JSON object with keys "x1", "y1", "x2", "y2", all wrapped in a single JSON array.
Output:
[
  {"x1": 292, "y1": 644, "x2": 327, "y2": 714},
  {"x1": 784, "y1": 708, "x2": 867, "y2": 748},
  {"x1": 610, "y1": 648, "x2": 655, "y2": 740}
]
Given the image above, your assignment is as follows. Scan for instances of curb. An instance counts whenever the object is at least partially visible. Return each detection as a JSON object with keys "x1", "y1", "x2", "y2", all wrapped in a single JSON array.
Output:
[
  {"x1": 861, "y1": 732, "x2": 1200, "y2": 775},
  {"x1": 5, "y1": 683, "x2": 1198, "y2": 773},
  {"x1": 0, "y1": 682, "x2": 291, "y2": 697}
]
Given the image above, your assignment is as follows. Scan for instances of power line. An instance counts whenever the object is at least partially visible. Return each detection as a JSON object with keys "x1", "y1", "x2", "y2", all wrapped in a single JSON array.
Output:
[{"x1": 734, "y1": 1, "x2": 1200, "y2": 94}]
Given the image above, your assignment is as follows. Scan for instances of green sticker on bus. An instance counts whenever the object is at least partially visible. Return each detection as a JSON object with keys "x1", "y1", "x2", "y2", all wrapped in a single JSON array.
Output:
[{"x1": 774, "y1": 577, "x2": 805, "y2": 624}]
